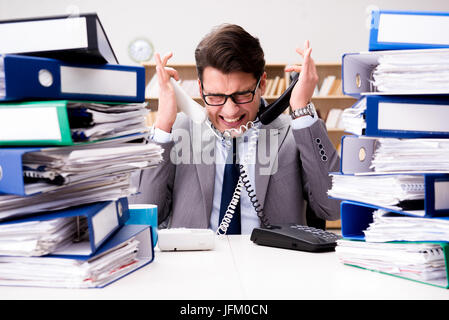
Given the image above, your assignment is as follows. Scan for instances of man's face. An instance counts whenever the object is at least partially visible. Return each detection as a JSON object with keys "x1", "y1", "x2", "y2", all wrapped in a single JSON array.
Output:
[{"x1": 199, "y1": 67, "x2": 266, "y2": 133}]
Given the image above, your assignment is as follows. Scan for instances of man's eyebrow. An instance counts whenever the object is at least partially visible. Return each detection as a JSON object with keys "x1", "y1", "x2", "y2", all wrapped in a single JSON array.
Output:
[{"x1": 203, "y1": 83, "x2": 255, "y2": 95}]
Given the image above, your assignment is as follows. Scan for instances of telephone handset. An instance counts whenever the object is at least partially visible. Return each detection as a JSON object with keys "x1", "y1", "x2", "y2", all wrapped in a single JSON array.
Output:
[
  {"x1": 258, "y1": 72, "x2": 299, "y2": 125},
  {"x1": 170, "y1": 72, "x2": 299, "y2": 127},
  {"x1": 170, "y1": 78, "x2": 207, "y2": 124}
]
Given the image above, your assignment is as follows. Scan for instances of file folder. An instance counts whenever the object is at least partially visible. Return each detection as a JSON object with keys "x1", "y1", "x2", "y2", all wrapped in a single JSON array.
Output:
[
  {"x1": 0, "y1": 100, "x2": 148, "y2": 146},
  {"x1": 331, "y1": 173, "x2": 449, "y2": 217},
  {"x1": 369, "y1": 10, "x2": 449, "y2": 51},
  {"x1": 337, "y1": 237, "x2": 449, "y2": 289},
  {"x1": 338, "y1": 201, "x2": 449, "y2": 288},
  {"x1": 0, "y1": 198, "x2": 129, "y2": 257},
  {"x1": 0, "y1": 224, "x2": 154, "y2": 288},
  {"x1": 340, "y1": 135, "x2": 449, "y2": 174},
  {"x1": 343, "y1": 96, "x2": 449, "y2": 138},
  {"x1": 0, "y1": 13, "x2": 118, "y2": 64},
  {"x1": 0, "y1": 140, "x2": 161, "y2": 196},
  {"x1": 341, "y1": 48, "x2": 449, "y2": 97},
  {"x1": 340, "y1": 135, "x2": 376, "y2": 175},
  {"x1": 340, "y1": 200, "x2": 449, "y2": 240},
  {"x1": 0, "y1": 55, "x2": 145, "y2": 102},
  {"x1": 0, "y1": 147, "x2": 41, "y2": 196}
]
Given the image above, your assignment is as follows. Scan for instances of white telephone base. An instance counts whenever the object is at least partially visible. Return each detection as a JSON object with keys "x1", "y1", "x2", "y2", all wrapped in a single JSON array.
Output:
[{"x1": 157, "y1": 228, "x2": 215, "y2": 251}]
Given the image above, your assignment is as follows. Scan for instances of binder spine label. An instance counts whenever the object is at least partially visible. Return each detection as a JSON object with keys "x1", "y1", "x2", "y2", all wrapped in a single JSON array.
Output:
[
  {"x1": 377, "y1": 102, "x2": 449, "y2": 133},
  {"x1": 0, "y1": 55, "x2": 4, "y2": 99},
  {"x1": 60, "y1": 66, "x2": 137, "y2": 97},
  {"x1": 0, "y1": 17, "x2": 88, "y2": 54},
  {"x1": 377, "y1": 13, "x2": 449, "y2": 46},
  {"x1": 434, "y1": 180, "x2": 449, "y2": 210},
  {"x1": 91, "y1": 202, "x2": 119, "y2": 247},
  {"x1": 0, "y1": 106, "x2": 61, "y2": 141}
]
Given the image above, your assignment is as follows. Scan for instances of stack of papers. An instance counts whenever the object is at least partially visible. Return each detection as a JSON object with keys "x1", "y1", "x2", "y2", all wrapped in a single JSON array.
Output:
[
  {"x1": 0, "y1": 236, "x2": 140, "y2": 288},
  {"x1": 372, "y1": 50, "x2": 449, "y2": 93},
  {"x1": 0, "y1": 217, "x2": 80, "y2": 256},
  {"x1": 371, "y1": 138, "x2": 449, "y2": 172},
  {"x1": 328, "y1": 174, "x2": 424, "y2": 210},
  {"x1": 340, "y1": 98, "x2": 366, "y2": 135},
  {"x1": 0, "y1": 174, "x2": 131, "y2": 220},
  {"x1": 67, "y1": 102, "x2": 149, "y2": 142},
  {"x1": 23, "y1": 143, "x2": 163, "y2": 193},
  {"x1": 0, "y1": 136, "x2": 163, "y2": 220},
  {"x1": 363, "y1": 209, "x2": 449, "y2": 242},
  {"x1": 336, "y1": 239, "x2": 447, "y2": 284}
]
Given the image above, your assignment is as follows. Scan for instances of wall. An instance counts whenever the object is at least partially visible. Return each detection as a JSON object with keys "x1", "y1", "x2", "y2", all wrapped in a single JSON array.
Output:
[{"x1": 1, "y1": 0, "x2": 449, "y2": 66}]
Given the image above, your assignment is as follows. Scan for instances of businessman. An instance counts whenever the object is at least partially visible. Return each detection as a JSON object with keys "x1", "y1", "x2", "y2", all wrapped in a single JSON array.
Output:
[{"x1": 130, "y1": 24, "x2": 340, "y2": 234}]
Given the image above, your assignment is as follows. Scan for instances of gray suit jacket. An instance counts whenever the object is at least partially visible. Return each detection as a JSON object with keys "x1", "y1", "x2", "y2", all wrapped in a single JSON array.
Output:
[{"x1": 130, "y1": 113, "x2": 341, "y2": 228}]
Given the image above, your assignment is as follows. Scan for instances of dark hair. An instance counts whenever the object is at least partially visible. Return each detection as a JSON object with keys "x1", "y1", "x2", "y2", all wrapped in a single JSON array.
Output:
[{"x1": 195, "y1": 24, "x2": 265, "y2": 82}]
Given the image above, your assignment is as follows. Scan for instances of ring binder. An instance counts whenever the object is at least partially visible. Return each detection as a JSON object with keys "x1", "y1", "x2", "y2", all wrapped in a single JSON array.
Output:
[
  {"x1": 369, "y1": 10, "x2": 449, "y2": 51},
  {"x1": 0, "y1": 55, "x2": 145, "y2": 102},
  {"x1": 328, "y1": 173, "x2": 449, "y2": 217},
  {"x1": 341, "y1": 96, "x2": 449, "y2": 138},
  {"x1": 0, "y1": 13, "x2": 119, "y2": 64}
]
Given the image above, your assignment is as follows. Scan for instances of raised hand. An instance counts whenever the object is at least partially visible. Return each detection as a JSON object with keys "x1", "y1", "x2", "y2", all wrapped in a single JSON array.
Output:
[
  {"x1": 154, "y1": 52, "x2": 180, "y2": 133},
  {"x1": 285, "y1": 40, "x2": 319, "y2": 110}
]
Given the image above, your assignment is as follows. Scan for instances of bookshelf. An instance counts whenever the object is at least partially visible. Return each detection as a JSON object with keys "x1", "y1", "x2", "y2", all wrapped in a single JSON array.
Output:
[{"x1": 142, "y1": 62, "x2": 355, "y2": 229}]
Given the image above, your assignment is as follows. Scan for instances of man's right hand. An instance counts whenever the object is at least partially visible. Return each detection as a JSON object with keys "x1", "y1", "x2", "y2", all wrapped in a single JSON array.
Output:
[{"x1": 154, "y1": 52, "x2": 179, "y2": 133}]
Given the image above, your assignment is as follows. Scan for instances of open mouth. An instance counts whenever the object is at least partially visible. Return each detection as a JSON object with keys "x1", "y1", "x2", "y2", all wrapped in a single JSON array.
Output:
[{"x1": 219, "y1": 114, "x2": 246, "y2": 127}]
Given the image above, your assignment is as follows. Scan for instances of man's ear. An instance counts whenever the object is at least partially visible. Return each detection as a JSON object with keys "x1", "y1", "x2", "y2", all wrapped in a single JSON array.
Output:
[
  {"x1": 260, "y1": 72, "x2": 267, "y2": 96},
  {"x1": 197, "y1": 78, "x2": 202, "y2": 96}
]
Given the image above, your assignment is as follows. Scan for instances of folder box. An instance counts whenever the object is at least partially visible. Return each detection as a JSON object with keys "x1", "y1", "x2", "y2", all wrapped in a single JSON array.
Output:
[
  {"x1": 0, "y1": 55, "x2": 145, "y2": 102},
  {"x1": 0, "y1": 224, "x2": 154, "y2": 288},
  {"x1": 0, "y1": 13, "x2": 118, "y2": 64},
  {"x1": 337, "y1": 237, "x2": 449, "y2": 289},
  {"x1": 343, "y1": 96, "x2": 449, "y2": 139},
  {"x1": 340, "y1": 200, "x2": 449, "y2": 240},
  {"x1": 342, "y1": 48, "x2": 449, "y2": 97},
  {"x1": 0, "y1": 147, "x2": 40, "y2": 196},
  {"x1": 369, "y1": 10, "x2": 449, "y2": 51},
  {"x1": 340, "y1": 135, "x2": 449, "y2": 175},
  {"x1": 330, "y1": 172, "x2": 449, "y2": 217},
  {"x1": 0, "y1": 198, "x2": 129, "y2": 257},
  {"x1": 0, "y1": 141, "x2": 161, "y2": 197},
  {"x1": 0, "y1": 100, "x2": 149, "y2": 146}
]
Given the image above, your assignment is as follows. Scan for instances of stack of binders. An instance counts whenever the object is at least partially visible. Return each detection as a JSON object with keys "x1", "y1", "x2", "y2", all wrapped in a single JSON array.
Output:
[
  {"x1": 0, "y1": 13, "x2": 162, "y2": 288},
  {"x1": 329, "y1": 10, "x2": 449, "y2": 289}
]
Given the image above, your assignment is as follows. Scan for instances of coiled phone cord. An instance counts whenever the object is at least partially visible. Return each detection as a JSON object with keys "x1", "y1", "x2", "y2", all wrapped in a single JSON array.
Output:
[{"x1": 216, "y1": 122, "x2": 271, "y2": 235}]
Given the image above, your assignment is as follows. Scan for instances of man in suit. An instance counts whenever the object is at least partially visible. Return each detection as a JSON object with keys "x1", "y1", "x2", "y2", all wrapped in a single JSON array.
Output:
[{"x1": 130, "y1": 24, "x2": 340, "y2": 234}]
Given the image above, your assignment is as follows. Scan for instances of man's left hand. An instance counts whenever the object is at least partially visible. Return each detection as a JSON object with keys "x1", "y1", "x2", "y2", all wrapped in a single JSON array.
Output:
[{"x1": 285, "y1": 40, "x2": 319, "y2": 110}]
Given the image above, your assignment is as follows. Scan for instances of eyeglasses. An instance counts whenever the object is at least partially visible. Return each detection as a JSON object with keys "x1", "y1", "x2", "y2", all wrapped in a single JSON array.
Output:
[{"x1": 201, "y1": 77, "x2": 261, "y2": 106}]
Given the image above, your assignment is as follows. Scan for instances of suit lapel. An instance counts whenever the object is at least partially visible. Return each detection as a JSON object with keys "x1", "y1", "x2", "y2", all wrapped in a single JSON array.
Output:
[
  {"x1": 192, "y1": 122, "x2": 216, "y2": 225},
  {"x1": 255, "y1": 118, "x2": 290, "y2": 209}
]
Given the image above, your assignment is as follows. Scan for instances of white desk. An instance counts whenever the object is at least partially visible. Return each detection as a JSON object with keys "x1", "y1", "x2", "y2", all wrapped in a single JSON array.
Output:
[{"x1": 1, "y1": 235, "x2": 449, "y2": 300}]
